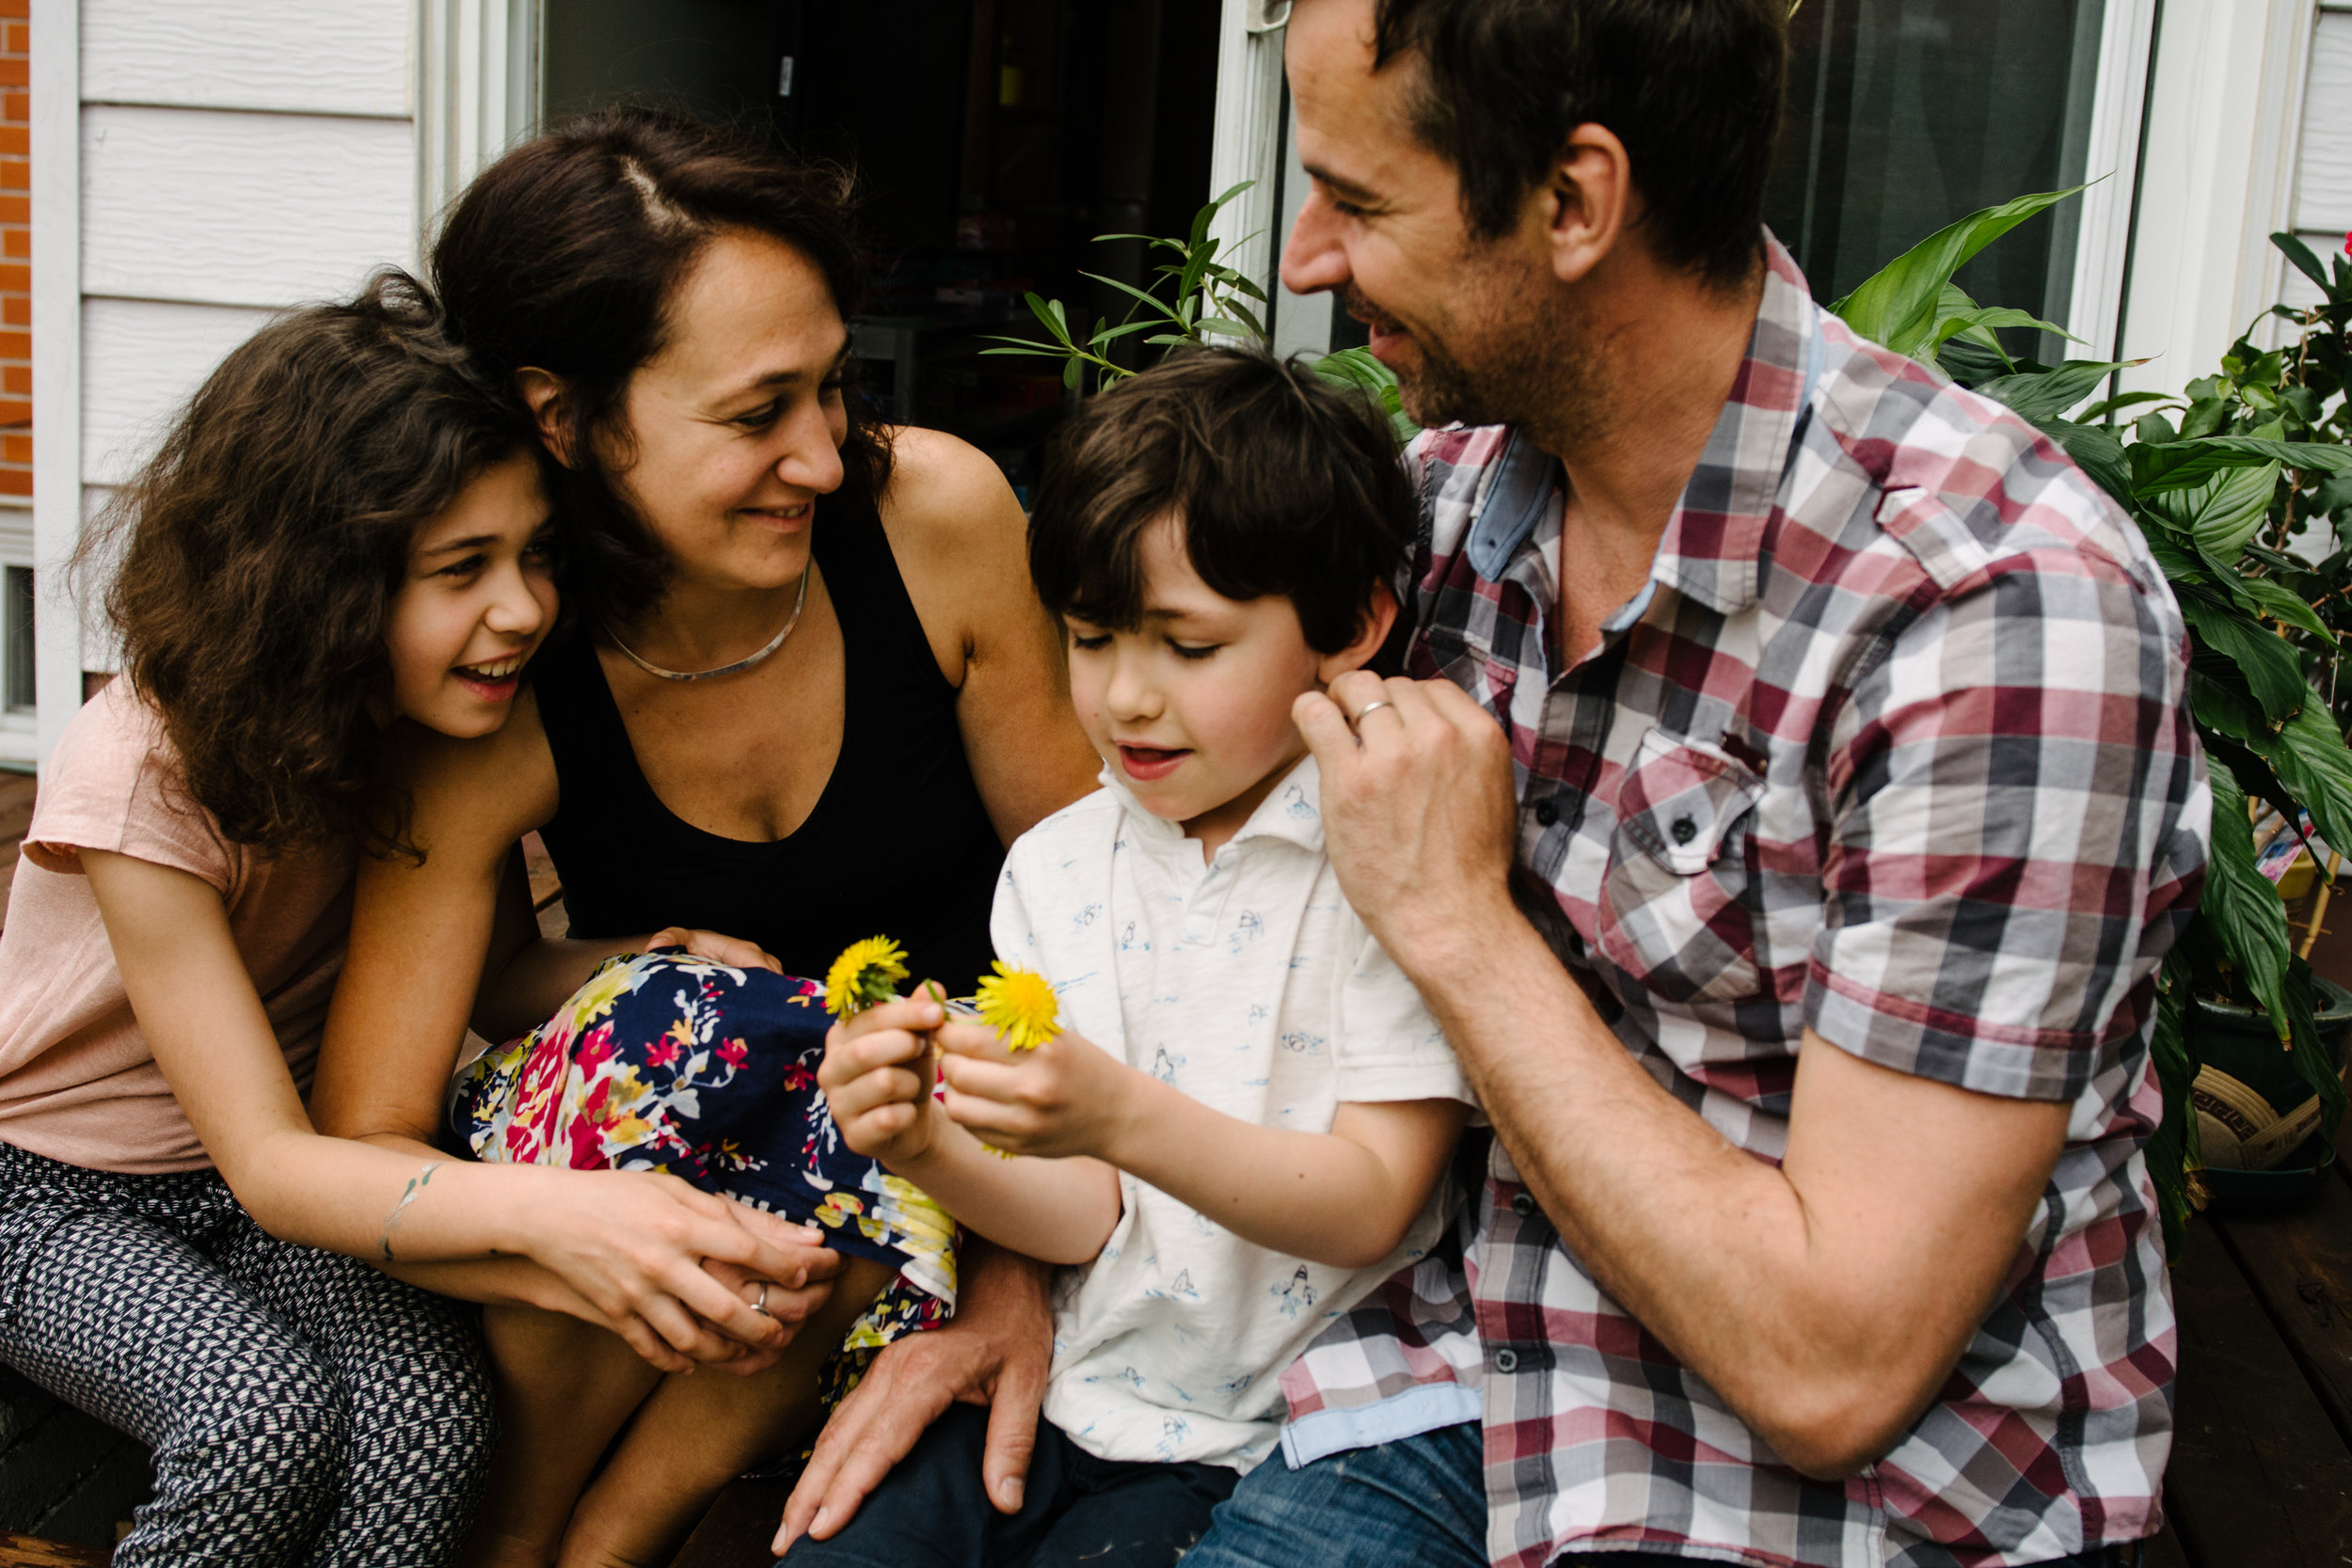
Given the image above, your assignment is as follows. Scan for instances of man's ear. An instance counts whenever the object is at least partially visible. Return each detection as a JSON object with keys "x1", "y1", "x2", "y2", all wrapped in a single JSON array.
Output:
[
  {"x1": 1541, "y1": 122, "x2": 1633, "y2": 287},
  {"x1": 1317, "y1": 582, "x2": 1402, "y2": 683},
  {"x1": 513, "y1": 367, "x2": 577, "y2": 468}
]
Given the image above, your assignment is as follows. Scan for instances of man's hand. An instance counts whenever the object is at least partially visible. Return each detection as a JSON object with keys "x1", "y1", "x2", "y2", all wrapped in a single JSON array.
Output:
[
  {"x1": 1294, "y1": 672, "x2": 1520, "y2": 963},
  {"x1": 934, "y1": 1021, "x2": 1140, "y2": 1160},
  {"x1": 818, "y1": 994, "x2": 948, "y2": 1164},
  {"x1": 774, "y1": 1239, "x2": 1052, "y2": 1552}
]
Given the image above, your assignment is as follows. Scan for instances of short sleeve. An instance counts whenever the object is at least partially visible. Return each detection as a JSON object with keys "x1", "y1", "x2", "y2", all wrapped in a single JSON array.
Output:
[
  {"x1": 1334, "y1": 918, "x2": 1476, "y2": 1108},
  {"x1": 24, "y1": 683, "x2": 237, "y2": 893},
  {"x1": 988, "y1": 839, "x2": 1047, "y2": 976},
  {"x1": 1804, "y1": 546, "x2": 2206, "y2": 1101}
]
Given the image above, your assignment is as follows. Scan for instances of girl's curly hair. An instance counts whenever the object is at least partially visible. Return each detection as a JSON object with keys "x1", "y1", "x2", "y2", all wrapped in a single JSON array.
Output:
[{"x1": 83, "y1": 270, "x2": 543, "y2": 856}]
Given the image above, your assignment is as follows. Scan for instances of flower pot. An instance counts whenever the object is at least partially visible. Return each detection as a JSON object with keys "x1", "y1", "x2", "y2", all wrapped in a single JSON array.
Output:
[{"x1": 2190, "y1": 976, "x2": 2352, "y2": 1213}]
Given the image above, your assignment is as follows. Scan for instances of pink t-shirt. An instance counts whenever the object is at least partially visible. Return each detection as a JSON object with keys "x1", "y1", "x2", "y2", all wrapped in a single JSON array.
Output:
[{"x1": 0, "y1": 681, "x2": 354, "y2": 1173}]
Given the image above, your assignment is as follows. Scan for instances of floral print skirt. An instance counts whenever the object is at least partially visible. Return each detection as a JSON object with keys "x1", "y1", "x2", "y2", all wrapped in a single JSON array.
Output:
[{"x1": 452, "y1": 949, "x2": 957, "y2": 1402}]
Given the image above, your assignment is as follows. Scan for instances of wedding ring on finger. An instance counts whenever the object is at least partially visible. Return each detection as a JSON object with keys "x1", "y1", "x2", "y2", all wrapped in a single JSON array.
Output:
[
  {"x1": 752, "y1": 1281, "x2": 773, "y2": 1317},
  {"x1": 1351, "y1": 700, "x2": 1393, "y2": 725}
]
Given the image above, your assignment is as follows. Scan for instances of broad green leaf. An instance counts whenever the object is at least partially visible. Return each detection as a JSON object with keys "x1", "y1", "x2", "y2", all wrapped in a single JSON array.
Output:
[
  {"x1": 1829, "y1": 187, "x2": 2087, "y2": 356},
  {"x1": 2267, "y1": 700, "x2": 2352, "y2": 864},
  {"x1": 2233, "y1": 574, "x2": 2335, "y2": 640},
  {"x1": 2161, "y1": 458, "x2": 2281, "y2": 562},
  {"x1": 2204, "y1": 761, "x2": 2297, "y2": 1044},
  {"x1": 2182, "y1": 595, "x2": 2309, "y2": 722},
  {"x1": 1931, "y1": 303, "x2": 2074, "y2": 356},
  {"x1": 2032, "y1": 419, "x2": 2131, "y2": 504},
  {"x1": 2075, "y1": 390, "x2": 2173, "y2": 422},
  {"x1": 2145, "y1": 948, "x2": 2200, "y2": 1258},
  {"x1": 2134, "y1": 436, "x2": 2352, "y2": 494},
  {"x1": 1974, "y1": 360, "x2": 2139, "y2": 425},
  {"x1": 2272, "y1": 230, "x2": 2332, "y2": 294}
]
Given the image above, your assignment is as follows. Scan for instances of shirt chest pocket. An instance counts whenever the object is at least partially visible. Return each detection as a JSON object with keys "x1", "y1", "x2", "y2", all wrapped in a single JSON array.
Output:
[{"x1": 1597, "y1": 727, "x2": 1767, "y2": 1005}]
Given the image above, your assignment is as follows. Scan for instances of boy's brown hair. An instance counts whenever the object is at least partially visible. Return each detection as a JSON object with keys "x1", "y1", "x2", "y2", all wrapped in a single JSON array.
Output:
[{"x1": 1028, "y1": 348, "x2": 1416, "y2": 654}]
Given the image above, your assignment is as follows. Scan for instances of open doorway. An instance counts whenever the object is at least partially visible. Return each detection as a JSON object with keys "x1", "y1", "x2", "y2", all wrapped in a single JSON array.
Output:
[{"x1": 542, "y1": 0, "x2": 1220, "y2": 502}]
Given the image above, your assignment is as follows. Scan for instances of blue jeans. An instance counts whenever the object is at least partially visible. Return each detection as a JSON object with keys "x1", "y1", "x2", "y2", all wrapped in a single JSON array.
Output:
[
  {"x1": 1182, "y1": 1420, "x2": 2151, "y2": 1568},
  {"x1": 776, "y1": 1403, "x2": 1237, "y2": 1568}
]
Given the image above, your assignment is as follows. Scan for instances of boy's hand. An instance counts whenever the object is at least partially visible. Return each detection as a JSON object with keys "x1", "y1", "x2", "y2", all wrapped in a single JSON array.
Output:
[
  {"x1": 934, "y1": 1022, "x2": 1144, "y2": 1160},
  {"x1": 818, "y1": 994, "x2": 946, "y2": 1165}
]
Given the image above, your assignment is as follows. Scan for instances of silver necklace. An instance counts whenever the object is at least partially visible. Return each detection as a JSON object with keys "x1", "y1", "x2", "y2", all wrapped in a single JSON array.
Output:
[{"x1": 606, "y1": 568, "x2": 810, "y2": 684}]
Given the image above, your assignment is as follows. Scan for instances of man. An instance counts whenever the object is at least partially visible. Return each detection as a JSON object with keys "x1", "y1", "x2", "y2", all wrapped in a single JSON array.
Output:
[
  {"x1": 781, "y1": 2, "x2": 2204, "y2": 1564},
  {"x1": 1184, "y1": 2, "x2": 2204, "y2": 1566}
]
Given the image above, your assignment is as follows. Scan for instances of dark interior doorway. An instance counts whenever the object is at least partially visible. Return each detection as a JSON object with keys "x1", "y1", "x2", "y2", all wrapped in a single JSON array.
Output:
[{"x1": 541, "y1": 0, "x2": 1220, "y2": 500}]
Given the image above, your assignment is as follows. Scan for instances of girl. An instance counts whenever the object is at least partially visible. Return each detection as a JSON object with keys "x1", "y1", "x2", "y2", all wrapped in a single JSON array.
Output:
[
  {"x1": 311, "y1": 111, "x2": 1100, "y2": 1568},
  {"x1": 0, "y1": 274, "x2": 818, "y2": 1568}
]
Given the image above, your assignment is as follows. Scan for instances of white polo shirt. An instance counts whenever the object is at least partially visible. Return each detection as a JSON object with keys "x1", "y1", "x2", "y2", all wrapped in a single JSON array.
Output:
[{"x1": 991, "y1": 755, "x2": 1473, "y2": 1472}]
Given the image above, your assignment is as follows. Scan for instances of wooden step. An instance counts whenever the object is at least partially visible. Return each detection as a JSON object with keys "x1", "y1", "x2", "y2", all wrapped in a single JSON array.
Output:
[{"x1": 0, "y1": 1532, "x2": 108, "y2": 1566}]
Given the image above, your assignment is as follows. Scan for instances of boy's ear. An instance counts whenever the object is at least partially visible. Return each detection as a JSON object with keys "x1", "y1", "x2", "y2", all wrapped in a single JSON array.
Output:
[
  {"x1": 513, "y1": 368, "x2": 577, "y2": 468},
  {"x1": 1316, "y1": 583, "x2": 1401, "y2": 684}
]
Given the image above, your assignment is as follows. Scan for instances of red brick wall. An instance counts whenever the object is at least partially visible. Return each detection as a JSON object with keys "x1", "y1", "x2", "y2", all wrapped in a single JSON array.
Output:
[{"x1": 0, "y1": 1, "x2": 27, "y2": 501}]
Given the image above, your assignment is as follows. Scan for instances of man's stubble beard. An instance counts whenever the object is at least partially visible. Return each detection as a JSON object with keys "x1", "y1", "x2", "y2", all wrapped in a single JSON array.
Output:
[{"x1": 1347, "y1": 274, "x2": 1610, "y2": 446}]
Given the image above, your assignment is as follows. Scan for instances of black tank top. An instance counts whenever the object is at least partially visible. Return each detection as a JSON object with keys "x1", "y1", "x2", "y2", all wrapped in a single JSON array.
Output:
[{"x1": 532, "y1": 492, "x2": 1006, "y2": 994}]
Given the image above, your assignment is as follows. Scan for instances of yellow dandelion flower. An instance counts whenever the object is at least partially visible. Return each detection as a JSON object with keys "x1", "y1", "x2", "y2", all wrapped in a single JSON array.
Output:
[
  {"x1": 826, "y1": 936, "x2": 910, "y2": 1018},
  {"x1": 974, "y1": 961, "x2": 1060, "y2": 1052}
]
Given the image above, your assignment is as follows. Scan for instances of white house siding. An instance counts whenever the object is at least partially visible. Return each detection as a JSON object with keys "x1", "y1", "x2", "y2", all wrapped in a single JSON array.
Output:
[
  {"x1": 31, "y1": 0, "x2": 421, "y2": 763},
  {"x1": 2289, "y1": 4, "x2": 2352, "y2": 312}
]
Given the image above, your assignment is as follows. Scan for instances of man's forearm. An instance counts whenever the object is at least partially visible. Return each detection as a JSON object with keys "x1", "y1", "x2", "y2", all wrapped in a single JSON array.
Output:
[{"x1": 1393, "y1": 898, "x2": 1888, "y2": 1464}]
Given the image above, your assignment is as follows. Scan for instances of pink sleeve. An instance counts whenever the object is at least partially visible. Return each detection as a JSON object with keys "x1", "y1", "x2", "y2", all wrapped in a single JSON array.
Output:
[{"x1": 24, "y1": 683, "x2": 237, "y2": 895}]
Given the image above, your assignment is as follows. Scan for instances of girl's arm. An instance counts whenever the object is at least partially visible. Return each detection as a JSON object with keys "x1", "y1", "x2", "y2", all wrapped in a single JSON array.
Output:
[
  {"x1": 818, "y1": 995, "x2": 1123, "y2": 1265},
  {"x1": 882, "y1": 426, "x2": 1104, "y2": 843},
  {"x1": 935, "y1": 1022, "x2": 1467, "y2": 1271},
  {"x1": 83, "y1": 848, "x2": 833, "y2": 1373}
]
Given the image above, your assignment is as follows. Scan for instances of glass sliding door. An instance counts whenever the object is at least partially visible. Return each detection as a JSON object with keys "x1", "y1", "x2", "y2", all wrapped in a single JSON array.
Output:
[{"x1": 1767, "y1": 0, "x2": 2110, "y2": 342}]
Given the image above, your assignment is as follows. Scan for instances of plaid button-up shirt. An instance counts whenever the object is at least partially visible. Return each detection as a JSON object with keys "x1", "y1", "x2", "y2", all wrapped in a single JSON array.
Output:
[{"x1": 1278, "y1": 239, "x2": 2209, "y2": 1568}]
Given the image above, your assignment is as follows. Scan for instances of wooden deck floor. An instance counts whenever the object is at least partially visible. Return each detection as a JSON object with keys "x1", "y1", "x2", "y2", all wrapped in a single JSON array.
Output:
[{"x1": 0, "y1": 779, "x2": 2343, "y2": 1562}]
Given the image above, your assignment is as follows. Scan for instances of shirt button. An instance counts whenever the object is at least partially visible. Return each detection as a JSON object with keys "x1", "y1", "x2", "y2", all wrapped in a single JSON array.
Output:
[
  {"x1": 1671, "y1": 816, "x2": 1698, "y2": 845},
  {"x1": 1493, "y1": 1347, "x2": 1519, "y2": 1374},
  {"x1": 1534, "y1": 800, "x2": 1559, "y2": 827},
  {"x1": 1510, "y1": 1192, "x2": 1536, "y2": 1218}
]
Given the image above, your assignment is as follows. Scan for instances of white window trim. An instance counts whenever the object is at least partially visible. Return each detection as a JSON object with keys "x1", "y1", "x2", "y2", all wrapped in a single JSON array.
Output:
[
  {"x1": 1208, "y1": 0, "x2": 1290, "y2": 320},
  {"x1": 29, "y1": 0, "x2": 80, "y2": 769},
  {"x1": 416, "y1": 0, "x2": 540, "y2": 254},
  {"x1": 2117, "y1": 0, "x2": 2318, "y2": 399}
]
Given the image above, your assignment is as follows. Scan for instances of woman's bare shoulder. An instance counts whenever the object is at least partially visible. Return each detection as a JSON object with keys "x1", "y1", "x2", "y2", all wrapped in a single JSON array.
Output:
[{"x1": 877, "y1": 424, "x2": 1024, "y2": 552}]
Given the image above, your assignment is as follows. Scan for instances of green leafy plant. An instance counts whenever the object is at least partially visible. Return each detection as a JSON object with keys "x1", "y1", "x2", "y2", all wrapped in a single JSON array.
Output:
[
  {"x1": 1835, "y1": 194, "x2": 2352, "y2": 1254},
  {"x1": 982, "y1": 180, "x2": 1414, "y2": 438}
]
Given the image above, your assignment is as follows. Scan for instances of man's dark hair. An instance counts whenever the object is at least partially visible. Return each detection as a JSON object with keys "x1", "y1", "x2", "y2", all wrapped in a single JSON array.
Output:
[
  {"x1": 1372, "y1": 0, "x2": 1788, "y2": 286},
  {"x1": 1028, "y1": 349, "x2": 1414, "y2": 655}
]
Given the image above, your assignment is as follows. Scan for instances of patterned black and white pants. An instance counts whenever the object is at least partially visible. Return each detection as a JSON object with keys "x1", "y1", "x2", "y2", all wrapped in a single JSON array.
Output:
[{"x1": 0, "y1": 1140, "x2": 494, "y2": 1567}]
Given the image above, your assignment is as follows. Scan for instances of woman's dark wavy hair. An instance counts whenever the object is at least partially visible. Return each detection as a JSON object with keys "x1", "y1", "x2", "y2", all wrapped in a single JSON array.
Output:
[
  {"x1": 1028, "y1": 348, "x2": 1415, "y2": 655},
  {"x1": 430, "y1": 106, "x2": 891, "y2": 631},
  {"x1": 84, "y1": 270, "x2": 541, "y2": 857}
]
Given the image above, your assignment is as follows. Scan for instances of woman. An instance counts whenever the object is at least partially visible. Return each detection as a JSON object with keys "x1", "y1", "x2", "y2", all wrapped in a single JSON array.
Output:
[{"x1": 310, "y1": 110, "x2": 1101, "y2": 1568}]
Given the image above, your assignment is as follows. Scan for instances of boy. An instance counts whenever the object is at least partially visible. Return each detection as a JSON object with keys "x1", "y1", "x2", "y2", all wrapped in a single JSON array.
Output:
[{"x1": 799, "y1": 349, "x2": 1474, "y2": 1567}]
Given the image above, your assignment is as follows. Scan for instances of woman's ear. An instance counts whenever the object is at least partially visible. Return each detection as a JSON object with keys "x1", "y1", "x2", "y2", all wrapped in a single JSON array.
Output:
[
  {"x1": 513, "y1": 367, "x2": 576, "y2": 468},
  {"x1": 1317, "y1": 583, "x2": 1401, "y2": 684}
]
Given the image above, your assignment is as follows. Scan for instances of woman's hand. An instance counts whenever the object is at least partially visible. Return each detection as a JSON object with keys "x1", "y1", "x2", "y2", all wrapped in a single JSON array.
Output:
[
  {"x1": 645, "y1": 926, "x2": 783, "y2": 974},
  {"x1": 818, "y1": 994, "x2": 947, "y2": 1165},
  {"x1": 524, "y1": 1168, "x2": 843, "y2": 1373},
  {"x1": 933, "y1": 1021, "x2": 1144, "y2": 1161}
]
